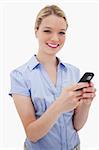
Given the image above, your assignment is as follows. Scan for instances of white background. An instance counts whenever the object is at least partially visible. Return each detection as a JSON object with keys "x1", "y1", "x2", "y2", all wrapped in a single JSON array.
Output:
[{"x1": 0, "y1": 0, "x2": 99, "y2": 150}]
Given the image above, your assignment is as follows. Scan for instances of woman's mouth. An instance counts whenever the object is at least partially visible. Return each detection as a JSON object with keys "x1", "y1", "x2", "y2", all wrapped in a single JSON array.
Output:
[{"x1": 47, "y1": 43, "x2": 59, "y2": 48}]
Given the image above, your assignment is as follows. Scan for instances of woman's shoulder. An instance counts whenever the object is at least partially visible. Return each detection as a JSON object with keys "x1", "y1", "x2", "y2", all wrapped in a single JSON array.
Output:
[
  {"x1": 10, "y1": 56, "x2": 35, "y2": 75},
  {"x1": 62, "y1": 62, "x2": 80, "y2": 82},
  {"x1": 62, "y1": 62, "x2": 80, "y2": 72},
  {"x1": 10, "y1": 62, "x2": 29, "y2": 77}
]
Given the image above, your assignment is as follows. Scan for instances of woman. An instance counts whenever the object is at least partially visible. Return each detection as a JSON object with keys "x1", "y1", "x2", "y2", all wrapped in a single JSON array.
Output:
[{"x1": 9, "y1": 5, "x2": 96, "y2": 150}]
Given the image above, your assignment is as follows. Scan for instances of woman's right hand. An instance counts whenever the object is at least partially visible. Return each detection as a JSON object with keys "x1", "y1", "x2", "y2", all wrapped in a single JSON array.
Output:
[{"x1": 57, "y1": 82, "x2": 89, "y2": 113}]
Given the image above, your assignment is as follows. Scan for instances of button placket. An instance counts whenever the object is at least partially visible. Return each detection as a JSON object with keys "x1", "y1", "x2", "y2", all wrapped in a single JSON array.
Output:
[{"x1": 59, "y1": 115, "x2": 68, "y2": 150}]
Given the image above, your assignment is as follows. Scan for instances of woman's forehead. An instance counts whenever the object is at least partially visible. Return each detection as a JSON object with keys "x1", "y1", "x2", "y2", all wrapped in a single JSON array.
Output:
[{"x1": 40, "y1": 15, "x2": 67, "y2": 30}]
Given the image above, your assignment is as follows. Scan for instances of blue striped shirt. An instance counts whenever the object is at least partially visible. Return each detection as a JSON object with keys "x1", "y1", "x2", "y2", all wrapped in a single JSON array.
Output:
[{"x1": 9, "y1": 55, "x2": 80, "y2": 150}]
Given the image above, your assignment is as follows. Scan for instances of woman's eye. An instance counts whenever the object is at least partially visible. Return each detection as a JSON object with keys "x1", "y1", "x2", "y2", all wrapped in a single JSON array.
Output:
[
  {"x1": 59, "y1": 32, "x2": 65, "y2": 35},
  {"x1": 43, "y1": 30, "x2": 51, "y2": 33}
]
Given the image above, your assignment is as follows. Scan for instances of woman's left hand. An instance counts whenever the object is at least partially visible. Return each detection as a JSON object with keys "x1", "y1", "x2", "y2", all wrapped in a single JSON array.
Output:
[{"x1": 81, "y1": 82, "x2": 96, "y2": 105}]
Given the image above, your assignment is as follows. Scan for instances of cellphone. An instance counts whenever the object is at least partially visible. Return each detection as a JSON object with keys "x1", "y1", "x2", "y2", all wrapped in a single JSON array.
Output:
[
  {"x1": 76, "y1": 72, "x2": 94, "y2": 91},
  {"x1": 78, "y1": 72, "x2": 94, "y2": 83}
]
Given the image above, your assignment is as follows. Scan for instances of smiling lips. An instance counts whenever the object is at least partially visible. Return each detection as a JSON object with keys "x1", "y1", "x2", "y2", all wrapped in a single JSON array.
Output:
[{"x1": 47, "y1": 43, "x2": 59, "y2": 48}]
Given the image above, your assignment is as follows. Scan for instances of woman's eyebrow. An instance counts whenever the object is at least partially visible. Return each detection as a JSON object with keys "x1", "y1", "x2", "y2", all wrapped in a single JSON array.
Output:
[
  {"x1": 60, "y1": 29, "x2": 66, "y2": 31},
  {"x1": 43, "y1": 27, "x2": 52, "y2": 29},
  {"x1": 43, "y1": 26, "x2": 66, "y2": 31}
]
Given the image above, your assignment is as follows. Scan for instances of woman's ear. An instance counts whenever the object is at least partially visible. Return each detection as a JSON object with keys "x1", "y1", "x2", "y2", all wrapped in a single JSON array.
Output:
[{"x1": 35, "y1": 29, "x2": 38, "y2": 38}]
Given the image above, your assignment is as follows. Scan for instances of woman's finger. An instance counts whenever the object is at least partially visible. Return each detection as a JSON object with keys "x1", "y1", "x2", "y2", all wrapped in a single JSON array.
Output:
[{"x1": 83, "y1": 87, "x2": 96, "y2": 93}]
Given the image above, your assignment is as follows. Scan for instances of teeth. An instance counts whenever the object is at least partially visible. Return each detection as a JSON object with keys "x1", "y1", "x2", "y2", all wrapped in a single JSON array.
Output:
[{"x1": 47, "y1": 43, "x2": 59, "y2": 48}]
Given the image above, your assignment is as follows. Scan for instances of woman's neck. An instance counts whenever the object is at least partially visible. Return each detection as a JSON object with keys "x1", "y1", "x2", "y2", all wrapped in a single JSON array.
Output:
[{"x1": 36, "y1": 52, "x2": 58, "y2": 67}]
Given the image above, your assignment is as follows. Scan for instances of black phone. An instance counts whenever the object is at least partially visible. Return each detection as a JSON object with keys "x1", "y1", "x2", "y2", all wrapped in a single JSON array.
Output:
[
  {"x1": 76, "y1": 72, "x2": 94, "y2": 91},
  {"x1": 78, "y1": 72, "x2": 94, "y2": 83}
]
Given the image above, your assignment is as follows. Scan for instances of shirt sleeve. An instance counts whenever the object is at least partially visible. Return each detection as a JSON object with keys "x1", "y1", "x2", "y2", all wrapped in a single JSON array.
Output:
[
  {"x1": 75, "y1": 67, "x2": 80, "y2": 82},
  {"x1": 9, "y1": 70, "x2": 30, "y2": 97}
]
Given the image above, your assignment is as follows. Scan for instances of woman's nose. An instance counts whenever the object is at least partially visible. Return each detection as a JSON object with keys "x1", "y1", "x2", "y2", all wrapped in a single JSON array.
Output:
[{"x1": 50, "y1": 34, "x2": 59, "y2": 42}]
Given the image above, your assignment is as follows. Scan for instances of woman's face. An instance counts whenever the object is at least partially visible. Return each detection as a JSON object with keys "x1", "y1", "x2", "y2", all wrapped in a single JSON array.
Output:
[{"x1": 36, "y1": 15, "x2": 67, "y2": 55}]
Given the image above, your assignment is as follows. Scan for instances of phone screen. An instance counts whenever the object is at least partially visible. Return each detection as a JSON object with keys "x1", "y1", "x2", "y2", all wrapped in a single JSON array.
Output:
[
  {"x1": 76, "y1": 72, "x2": 94, "y2": 91},
  {"x1": 78, "y1": 72, "x2": 94, "y2": 83}
]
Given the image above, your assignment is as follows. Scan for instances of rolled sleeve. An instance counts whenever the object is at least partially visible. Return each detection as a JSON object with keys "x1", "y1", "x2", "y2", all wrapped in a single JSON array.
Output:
[
  {"x1": 75, "y1": 68, "x2": 80, "y2": 82},
  {"x1": 9, "y1": 70, "x2": 30, "y2": 97}
]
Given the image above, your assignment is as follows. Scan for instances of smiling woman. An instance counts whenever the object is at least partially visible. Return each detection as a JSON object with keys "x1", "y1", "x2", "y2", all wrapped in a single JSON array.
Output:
[
  {"x1": 34, "y1": 5, "x2": 68, "y2": 57},
  {"x1": 35, "y1": 15, "x2": 67, "y2": 55},
  {"x1": 9, "y1": 5, "x2": 96, "y2": 150}
]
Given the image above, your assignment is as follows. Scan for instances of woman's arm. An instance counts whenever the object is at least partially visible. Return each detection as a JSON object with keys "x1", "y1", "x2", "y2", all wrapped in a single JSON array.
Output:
[
  {"x1": 73, "y1": 101, "x2": 91, "y2": 131},
  {"x1": 12, "y1": 94, "x2": 63, "y2": 143},
  {"x1": 12, "y1": 82, "x2": 88, "y2": 142},
  {"x1": 73, "y1": 82, "x2": 96, "y2": 131}
]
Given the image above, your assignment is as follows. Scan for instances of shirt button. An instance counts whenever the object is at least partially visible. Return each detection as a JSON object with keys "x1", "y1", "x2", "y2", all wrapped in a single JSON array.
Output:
[
  {"x1": 61, "y1": 125, "x2": 64, "y2": 128},
  {"x1": 55, "y1": 94, "x2": 58, "y2": 97},
  {"x1": 62, "y1": 142, "x2": 66, "y2": 147}
]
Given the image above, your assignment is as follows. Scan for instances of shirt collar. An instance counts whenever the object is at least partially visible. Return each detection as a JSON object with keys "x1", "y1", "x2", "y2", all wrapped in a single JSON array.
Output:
[
  {"x1": 28, "y1": 54, "x2": 67, "y2": 71},
  {"x1": 28, "y1": 55, "x2": 40, "y2": 70},
  {"x1": 57, "y1": 57, "x2": 68, "y2": 70}
]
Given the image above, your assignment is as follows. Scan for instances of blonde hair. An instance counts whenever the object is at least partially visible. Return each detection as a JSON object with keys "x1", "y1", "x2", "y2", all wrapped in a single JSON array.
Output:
[{"x1": 34, "y1": 5, "x2": 68, "y2": 32}]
